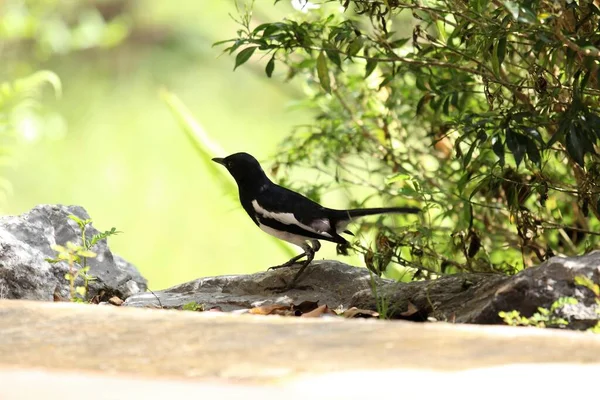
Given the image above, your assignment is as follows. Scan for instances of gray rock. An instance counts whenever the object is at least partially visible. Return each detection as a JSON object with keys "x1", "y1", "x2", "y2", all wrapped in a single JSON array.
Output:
[
  {"x1": 0, "y1": 204, "x2": 147, "y2": 300},
  {"x1": 125, "y1": 251, "x2": 600, "y2": 330},
  {"x1": 352, "y1": 251, "x2": 600, "y2": 329},
  {"x1": 124, "y1": 260, "x2": 386, "y2": 310}
]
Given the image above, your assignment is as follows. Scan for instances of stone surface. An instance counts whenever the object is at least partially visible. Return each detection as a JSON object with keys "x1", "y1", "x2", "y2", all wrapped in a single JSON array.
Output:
[
  {"x1": 125, "y1": 252, "x2": 599, "y2": 330},
  {"x1": 124, "y1": 260, "x2": 385, "y2": 310},
  {"x1": 353, "y1": 251, "x2": 600, "y2": 328},
  {"x1": 0, "y1": 204, "x2": 147, "y2": 300},
  {"x1": 1, "y1": 300, "x2": 599, "y2": 388}
]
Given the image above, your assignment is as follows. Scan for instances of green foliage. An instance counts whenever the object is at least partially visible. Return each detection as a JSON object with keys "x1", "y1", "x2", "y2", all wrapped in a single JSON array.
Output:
[
  {"x1": 500, "y1": 274, "x2": 600, "y2": 331},
  {"x1": 220, "y1": 1, "x2": 600, "y2": 277},
  {"x1": 68, "y1": 215, "x2": 121, "y2": 249},
  {"x1": 182, "y1": 301, "x2": 204, "y2": 311},
  {"x1": 0, "y1": 0, "x2": 130, "y2": 209},
  {"x1": 47, "y1": 215, "x2": 120, "y2": 302},
  {"x1": 499, "y1": 297, "x2": 578, "y2": 328},
  {"x1": 48, "y1": 241, "x2": 97, "y2": 302},
  {"x1": 367, "y1": 270, "x2": 390, "y2": 319},
  {"x1": 0, "y1": 0, "x2": 131, "y2": 59}
]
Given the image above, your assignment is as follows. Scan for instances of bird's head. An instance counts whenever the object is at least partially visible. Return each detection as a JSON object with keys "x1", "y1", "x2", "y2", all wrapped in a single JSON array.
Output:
[{"x1": 212, "y1": 152, "x2": 269, "y2": 189}]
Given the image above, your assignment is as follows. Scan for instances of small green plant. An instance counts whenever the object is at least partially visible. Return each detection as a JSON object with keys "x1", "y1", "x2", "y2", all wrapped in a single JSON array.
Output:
[
  {"x1": 499, "y1": 297, "x2": 578, "y2": 329},
  {"x1": 365, "y1": 269, "x2": 390, "y2": 319},
  {"x1": 500, "y1": 275, "x2": 600, "y2": 332},
  {"x1": 575, "y1": 275, "x2": 600, "y2": 333},
  {"x1": 66, "y1": 215, "x2": 121, "y2": 253},
  {"x1": 46, "y1": 214, "x2": 121, "y2": 302},
  {"x1": 182, "y1": 301, "x2": 204, "y2": 311},
  {"x1": 49, "y1": 242, "x2": 97, "y2": 302}
]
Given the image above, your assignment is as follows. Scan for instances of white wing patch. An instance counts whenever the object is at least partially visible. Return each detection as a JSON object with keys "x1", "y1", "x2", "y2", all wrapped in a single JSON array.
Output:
[
  {"x1": 252, "y1": 200, "x2": 332, "y2": 238},
  {"x1": 257, "y1": 222, "x2": 309, "y2": 248}
]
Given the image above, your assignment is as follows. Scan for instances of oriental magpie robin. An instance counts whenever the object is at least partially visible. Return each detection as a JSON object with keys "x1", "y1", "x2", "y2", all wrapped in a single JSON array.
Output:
[{"x1": 212, "y1": 152, "x2": 420, "y2": 290}]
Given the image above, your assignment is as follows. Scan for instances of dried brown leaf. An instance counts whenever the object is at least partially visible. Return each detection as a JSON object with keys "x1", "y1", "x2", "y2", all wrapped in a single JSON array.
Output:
[
  {"x1": 291, "y1": 300, "x2": 320, "y2": 314},
  {"x1": 343, "y1": 307, "x2": 380, "y2": 319},
  {"x1": 108, "y1": 296, "x2": 124, "y2": 306},
  {"x1": 399, "y1": 301, "x2": 419, "y2": 317},
  {"x1": 301, "y1": 304, "x2": 337, "y2": 318},
  {"x1": 249, "y1": 304, "x2": 291, "y2": 315},
  {"x1": 53, "y1": 288, "x2": 65, "y2": 302}
]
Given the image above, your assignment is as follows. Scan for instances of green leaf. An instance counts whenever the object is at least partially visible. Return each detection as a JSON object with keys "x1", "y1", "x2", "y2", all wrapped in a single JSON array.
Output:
[
  {"x1": 316, "y1": 51, "x2": 331, "y2": 93},
  {"x1": 389, "y1": 38, "x2": 410, "y2": 48},
  {"x1": 503, "y1": 1, "x2": 520, "y2": 19},
  {"x1": 378, "y1": 73, "x2": 395, "y2": 90},
  {"x1": 263, "y1": 22, "x2": 285, "y2": 37},
  {"x1": 66, "y1": 241, "x2": 80, "y2": 251},
  {"x1": 505, "y1": 128, "x2": 526, "y2": 167},
  {"x1": 347, "y1": 37, "x2": 364, "y2": 57},
  {"x1": 265, "y1": 56, "x2": 275, "y2": 78},
  {"x1": 463, "y1": 141, "x2": 478, "y2": 168},
  {"x1": 548, "y1": 118, "x2": 569, "y2": 148},
  {"x1": 492, "y1": 134, "x2": 505, "y2": 166},
  {"x1": 52, "y1": 244, "x2": 67, "y2": 253},
  {"x1": 385, "y1": 173, "x2": 411, "y2": 184},
  {"x1": 416, "y1": 94, "x2": 432, "y2": 116},
  {"x1": 365, "y1": 59, "x2": 377, "y2": 78},
  {"x1": 443, "y1": 96, "x2": 451, "y2": 115},
  {"x1": 234, "y1": 47, "x2": 257, "y2": 70},
  {"x1": 525, "y1": 137, "x2": 541, "y2": 165},
  {"x1": 566, "y1": 125, "x2": 585, "y2": 167},
  {"x1": 67, "y1": 214, "x2": 87, "y2": 228},
  {"x1": 497, "y1": 37, "x2": 507, "y2": 65},
  {"x1": 183, "y1": 301, "x2": 204, "y2": 311},
  {"x1": 77, "y1": 250, "x2": 97, "y2": 258},
  {"x1": 575, "y1": 275, "x2": 600, "y2": 296},
  {"x1": 491, "y1": 41, "x2": 500, "y2": 77},
  {"x1": 504, "y1": 1, "x2": 536, "y2": 24},
  {"x1": 325, "y1": 47, "x2": 342, "y2": 69}
]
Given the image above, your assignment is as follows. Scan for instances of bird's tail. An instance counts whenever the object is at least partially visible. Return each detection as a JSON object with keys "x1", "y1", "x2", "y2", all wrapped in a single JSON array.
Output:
[{"x1": 344, "y1": 207, "x2": 421, "y2": 218}]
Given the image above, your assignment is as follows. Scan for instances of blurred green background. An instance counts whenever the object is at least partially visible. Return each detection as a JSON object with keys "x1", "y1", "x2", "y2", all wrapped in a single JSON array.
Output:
[{"x1": 1, "y1": 0, "x2": 357, "y2": 289}]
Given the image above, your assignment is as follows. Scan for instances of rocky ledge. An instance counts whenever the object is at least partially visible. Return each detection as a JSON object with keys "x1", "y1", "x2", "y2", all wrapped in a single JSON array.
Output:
[{"x1": 125, "y1": 253, "x2": 600, "y2": 330}]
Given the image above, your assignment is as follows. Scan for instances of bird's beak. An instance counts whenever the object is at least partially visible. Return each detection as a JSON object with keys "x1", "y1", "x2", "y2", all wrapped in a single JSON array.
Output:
[{"x1": 212, "y1": 157, "x2": 225, "y2": 166}]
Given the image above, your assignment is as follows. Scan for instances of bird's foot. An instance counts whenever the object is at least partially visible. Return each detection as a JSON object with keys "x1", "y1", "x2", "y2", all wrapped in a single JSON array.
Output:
[
  {"x1": 268, "y1": 261, "x2": 303, "y2": 271},
  {"x1": 266, "y1": 261, "x2": 313, "y2": 292}
]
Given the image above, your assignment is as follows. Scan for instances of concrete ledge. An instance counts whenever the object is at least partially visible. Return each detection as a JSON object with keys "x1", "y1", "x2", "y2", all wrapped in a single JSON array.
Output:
[{"x1": 1, "y1": 299, "x2": 599, "y2": 394}]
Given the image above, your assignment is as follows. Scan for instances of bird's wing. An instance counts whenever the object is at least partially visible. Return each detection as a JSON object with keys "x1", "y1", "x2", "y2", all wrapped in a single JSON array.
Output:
[
  {"x1": 251, "y1": 199, "x2": 333, "y2": 238},
  {"x1": 250, "y1": 185, "x2": 348, "y2": 244}
]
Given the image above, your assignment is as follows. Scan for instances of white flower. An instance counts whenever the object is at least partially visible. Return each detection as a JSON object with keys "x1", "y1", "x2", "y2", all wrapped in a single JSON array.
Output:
[{"x1": 291, "y1": 0, "x2": 320, "y2": 13}]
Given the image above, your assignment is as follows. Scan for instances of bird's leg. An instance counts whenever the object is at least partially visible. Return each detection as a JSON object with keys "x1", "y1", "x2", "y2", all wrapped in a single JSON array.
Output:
[
  {"x1": 267, "y1": 240, "x2": 321, "y2": 292},
  {"x1": 268, "y1": 252, "x2": 307, "y2": 271},
  {"x1": 285, "y1": 242, "x2": 317, "y2": 289}
]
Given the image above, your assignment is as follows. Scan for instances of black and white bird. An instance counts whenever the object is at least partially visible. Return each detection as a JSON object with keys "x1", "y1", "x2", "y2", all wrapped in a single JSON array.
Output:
[{"x1": 212, "y1": 152, "x2": 420, "y2": 290}]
